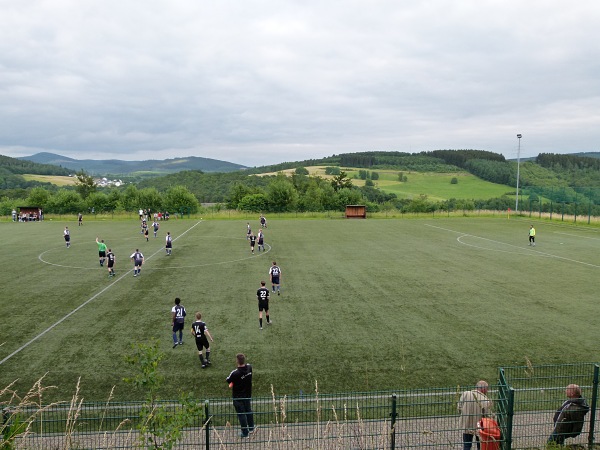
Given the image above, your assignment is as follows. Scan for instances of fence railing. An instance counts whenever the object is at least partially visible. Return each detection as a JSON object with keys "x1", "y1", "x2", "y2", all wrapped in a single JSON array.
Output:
[{"x1": 3, "y1": 363, "x2": 599, "y2": 449}]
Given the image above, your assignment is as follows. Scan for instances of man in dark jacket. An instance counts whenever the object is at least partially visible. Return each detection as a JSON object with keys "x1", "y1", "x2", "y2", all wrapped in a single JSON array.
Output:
[
  {"x1": 226, "y1": 353, "x2": 256, "y2": 438},
  {"x1": 548, "y1": 384, "x2": 589, "y2": 445}
]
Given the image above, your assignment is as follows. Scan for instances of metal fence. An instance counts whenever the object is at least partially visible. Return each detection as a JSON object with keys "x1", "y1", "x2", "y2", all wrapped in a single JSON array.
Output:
[{"x1": 3, "y1": 363, "x2": 599, "y2": 449}]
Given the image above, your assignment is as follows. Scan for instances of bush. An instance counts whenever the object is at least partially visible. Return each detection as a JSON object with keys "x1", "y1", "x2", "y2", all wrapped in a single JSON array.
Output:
[{"x1": 451, "y1": 177, "x2": 458, "y2": 184}]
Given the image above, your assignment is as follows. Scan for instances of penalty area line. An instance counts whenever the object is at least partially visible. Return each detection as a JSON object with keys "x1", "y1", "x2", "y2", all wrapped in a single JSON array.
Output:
[
  {"x1": 426, "y1": 223, "x2": 600, "y2": 269},
  {"x1": 0, "y1": 221, "x2": 203, "y2": 367}
]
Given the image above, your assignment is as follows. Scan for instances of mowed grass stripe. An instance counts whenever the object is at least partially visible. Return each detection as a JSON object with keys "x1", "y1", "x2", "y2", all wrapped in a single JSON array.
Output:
[{"x1": 0, "y1": 218, "x2": 598, "y2": 402}]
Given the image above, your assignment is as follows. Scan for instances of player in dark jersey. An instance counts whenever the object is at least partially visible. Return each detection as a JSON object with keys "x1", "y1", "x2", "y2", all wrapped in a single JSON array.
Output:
[
  {"x1": 259, "y1": 214, "x2": 267, "y2": 228},
  {"x1": 141, "y1": 220, "x2": 148, "y2": 235},
  {"x1": 249, "y1": 233, "x2": 257, "y2": 254},
  {"x1": 106, "y1": 248, "x2": 115, "y2": 277},
  {"x1": 190, "y1": 312, "x2": 214, "y2": 368},
  {"x1": 130, "y1": 249, "x2": 144, "y2": 277},
  {"x1": 226, "y1": 353, "x2": 256, "y2": 438},
  {"x1": 171, "y1": 297, "x2": 187, "y2": 348},
  {"x1": 63, "y1": 227, "x2": 71, "y2": 248},
  {"x1": 165, "y1": 232, "x2": 173, "y2": 255},
  {"x1": 257, "y1": 230, "x2": 264, "y2": 252},
  {"x1": 78, "y1": 213, "x2": 83, "y2": 226},
  {"x1": 152, "y1": 221, "x2": 160, "y2": 238},
  {"x1": 256, "y1": 281, "x2": 271, "y2": 329},
  {"x1": 269, "y1": 261, "x2": 282, "y2": 295},
  {"x1": 144, "y1": 226, "x2": 149, "y2": 241}
]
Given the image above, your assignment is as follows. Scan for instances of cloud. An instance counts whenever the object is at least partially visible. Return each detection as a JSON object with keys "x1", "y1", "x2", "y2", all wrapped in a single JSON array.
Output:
[{"x1": 1, "y1": 1, "x2": 599, "y2": 166}]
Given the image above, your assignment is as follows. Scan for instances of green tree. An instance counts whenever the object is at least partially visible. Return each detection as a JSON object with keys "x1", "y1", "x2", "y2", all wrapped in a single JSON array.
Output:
[
  {"x1": 267, "y1": 175, "x2": 298, "y2": 212},
  {"x1": 238, "y1": 193, "x2": 269, "y2": 212},
  {"x1": 121, "y1": 185, "x2": 140, "y2": 212},
  {"x1": 26, "y1": 187, "x2": 51, "y2": 208},
  {"x1": 227, "y1": 183, "x2": 254, "y2": 209},
  {"x1": 85, "y1": 192, "x2": 110, "y2": 213},
  {"x1": 330, "y1": 171, "x2": 353, "y2": 192},
  {"x1": 163, "y1": 186, "x2": 199, "y2": 214},
  {"x1": 74, "y1": 171, "x2": 97, "y2": 199},
  {"x1": 138, "y1": 188, "x2": 163, "y2": 212},
  {"x1": 295, "y1": 166, "x2": 309, "y2": 176},
  {"x1": 48, "y1": 189, "x2": 84, "y2": 214}
]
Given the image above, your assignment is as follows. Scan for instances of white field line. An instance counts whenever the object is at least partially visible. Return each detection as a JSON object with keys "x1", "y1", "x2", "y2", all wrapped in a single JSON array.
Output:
[
  {"x1": 554, "y1": 231, "x2": 600, "y2": 241},
  {"x1": 0, "y1": 221, "x2": 203, "y2": 366},
  {"x1": 425, "y1": 224, "x2": 600, "y2": 269}
]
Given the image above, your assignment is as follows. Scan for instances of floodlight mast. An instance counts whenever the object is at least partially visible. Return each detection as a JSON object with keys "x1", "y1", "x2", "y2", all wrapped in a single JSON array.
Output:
[{"x1": 515, "y1": 134, "x2": 522, "y2": 212}]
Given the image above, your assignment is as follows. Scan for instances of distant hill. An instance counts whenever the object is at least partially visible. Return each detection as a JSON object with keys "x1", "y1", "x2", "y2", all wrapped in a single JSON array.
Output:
[
  {"x1": 18, "y1": 152, "x2": 247, "y2": 175},
  {"x1": 572, "y1": 152, "x2": 600, "y2": 159}
]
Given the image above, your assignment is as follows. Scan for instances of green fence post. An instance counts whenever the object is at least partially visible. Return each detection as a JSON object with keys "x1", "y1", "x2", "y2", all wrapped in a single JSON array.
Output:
[
  {"x1": 390, "y1": 394, "x2": 397, "y2": 450},
  {"x1": 588, "y1": 364, "x2": 599, "y2": 449},
  {"x1": 204, "y1": 400, "x2": 210, "y2": 450}
]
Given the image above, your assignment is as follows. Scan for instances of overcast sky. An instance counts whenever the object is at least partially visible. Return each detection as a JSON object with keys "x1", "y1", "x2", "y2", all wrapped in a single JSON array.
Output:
[{"x1": 1, "y1": 1, "x2": 599, "y2": 167}]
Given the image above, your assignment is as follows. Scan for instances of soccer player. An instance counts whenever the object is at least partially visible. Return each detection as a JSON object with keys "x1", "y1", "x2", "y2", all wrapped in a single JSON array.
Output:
[
  {"x1": 269, "y1": 261, "x2": 282, "y2": 295},
  {"x1": 141, "y1": 220, "x2": 148, "y2": 235},
  {"x1": 130, "y1": 248, "x2": 144, "y2": 277},
  {"x1": 249, "y1": 232, "x2": 257, "y2": 254},
  {"x1": 190, "y1": 312, "x2": 214, "y2": 368},
  {"x1": 63, "y1": 227, "x2": 71, "y2": 248},
  {"x1": 106, "y1": 248, "x2": 116, "y2": 277},
  {"x1": 96, "y1": 237, "x2": 107, "y2": 266},
  {"x1": 259, "y1": 214, "x2": 267, "y2": 228},
  {"x1": 257, "y1": 281, "x2": 271, "y2": 329},
  {"x1": 144, "y1": 226, "x2": 149, "y2": 242},
  {"x1": 246, "y1": 223, "x2": 252, "y2": 240},
  {"x1": 171, "y1": 297, "x2": 186, "y2": 348},
  {"x1": 165, "y1": 232, "x2": 173, "y2": 255},
  {"x1": 152, "y1": 220, "x2": 160, "y2": 238},
  {"x1": 78, "y1": 212, "x2": 83, "y2": 226},
  {"x1": 257, "y1": 230, "x2": 265, "y2": 252},
  {"x1": 529, "y1": 225, "x2": 536, "y2": 246}
]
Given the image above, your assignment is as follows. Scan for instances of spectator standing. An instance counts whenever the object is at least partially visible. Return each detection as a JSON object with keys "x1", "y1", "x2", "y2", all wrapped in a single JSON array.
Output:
[
  {"x1": 226, "y1": 353, "x2": 256, "y2": 438},
  {"x1": 458, "y1": 380, "x2": 493, "y2": 450}
]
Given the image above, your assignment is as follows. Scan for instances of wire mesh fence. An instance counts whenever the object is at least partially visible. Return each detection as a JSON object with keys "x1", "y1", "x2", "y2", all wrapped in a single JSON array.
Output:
[{"x1": 2, "y1": 363, "x2": 599, "y2": 449}]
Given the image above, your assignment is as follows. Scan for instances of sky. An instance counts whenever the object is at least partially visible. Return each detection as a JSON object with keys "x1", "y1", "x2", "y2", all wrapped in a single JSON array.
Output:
[{"x1": 1, "y1": 1, "x2": 599, "y2": 167}]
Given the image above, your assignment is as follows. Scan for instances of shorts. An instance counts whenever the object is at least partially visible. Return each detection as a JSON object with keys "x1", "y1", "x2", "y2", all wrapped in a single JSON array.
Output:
[
  {"x1": 271, "y1": 276, "x2": 280, "y2": 285},
  {"x1": 195, "y1": 336, "x2": 210, "y2": 351},
  {"x1": 107, "y1": 261, "x2": 114, "y2": 268},
  {"x1": 134, "y1": 259, "x2": 143, "y2": 267},
  {"x1": 99, "y1": 251, "x2": 106, "y2": 258},
  {"x1": 258, "y1": 300, "x2": 269, "y2": 312},
  {"x1": 64, "y1": 235, "x2": 70, "y2": 242},
  {"x1": 172, "y1": 321, "x2": 185, "y2": 333},
  {"x1": 166, "y1": 242, "x2": 172, "y2": 248}
]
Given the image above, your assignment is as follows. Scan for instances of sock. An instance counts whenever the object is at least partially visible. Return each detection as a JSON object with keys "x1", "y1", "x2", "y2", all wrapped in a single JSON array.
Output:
[
  {"x1": 199, "y1": 354, "x2": 205, "y2": 364},
  {"x1": 266, "y1": 315, "x2": 270, "y2": 323},
  {"x1": 259, "y1": 318, "x2": 263, "y2": 327},
  {"x1": 173, "y1": 334, "x2": 178, "y2": 345},
  {"x1": 206, "y1": 351, "x2": 210, "y2": 362}
]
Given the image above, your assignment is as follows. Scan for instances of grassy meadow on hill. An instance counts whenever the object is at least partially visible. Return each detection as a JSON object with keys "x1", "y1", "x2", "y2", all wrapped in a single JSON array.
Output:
[
  {"x1": 0, "y1": 216, "x2": 598, "y2": 403},
  {"x1": 257, "y1": 166, "x2": 513, "y2": 201}
]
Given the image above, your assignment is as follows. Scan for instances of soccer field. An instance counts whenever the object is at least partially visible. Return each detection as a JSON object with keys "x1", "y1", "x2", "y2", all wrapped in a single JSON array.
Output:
[{"x1": 0, "y1": 217, "x2": 598, "y2": 402}]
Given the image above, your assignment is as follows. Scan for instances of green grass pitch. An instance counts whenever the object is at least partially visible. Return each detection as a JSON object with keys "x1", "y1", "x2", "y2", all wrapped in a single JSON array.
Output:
[{"x1": 0, "y1": 217, "x2": 598, "y2": 402}]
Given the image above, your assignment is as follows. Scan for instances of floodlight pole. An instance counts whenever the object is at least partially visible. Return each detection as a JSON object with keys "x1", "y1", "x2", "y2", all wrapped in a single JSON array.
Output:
[{"x1": 515, "y1": 134, "x2": 522, "y2": 212}]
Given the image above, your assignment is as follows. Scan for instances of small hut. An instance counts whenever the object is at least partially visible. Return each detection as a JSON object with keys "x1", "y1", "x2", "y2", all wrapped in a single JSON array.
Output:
[{"x1": 345, "y1": 205, "x2": 366, "y2": 219}]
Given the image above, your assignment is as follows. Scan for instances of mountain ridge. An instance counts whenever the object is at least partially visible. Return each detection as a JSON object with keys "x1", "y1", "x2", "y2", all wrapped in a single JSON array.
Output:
[{"x1": 18, "y1": 152, "x2": 247, "y2": 175}]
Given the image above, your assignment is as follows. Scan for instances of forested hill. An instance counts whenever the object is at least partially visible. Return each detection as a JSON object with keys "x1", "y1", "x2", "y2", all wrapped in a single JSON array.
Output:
[
  {"x1": 0, "y1": 154, "x2": 71, "y2": 190},
  {"x1": 0, "y1": 154, "x2": 71, "y2": 176},
  {"x1": 18, "y1": 152, "x2": 247, "y2": 175}
]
